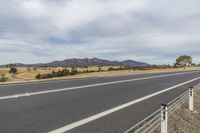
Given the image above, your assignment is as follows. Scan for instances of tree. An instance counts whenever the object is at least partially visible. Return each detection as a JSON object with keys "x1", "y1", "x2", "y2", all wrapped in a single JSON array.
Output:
[
  {"x1": 9, "y1": 67, "x2": 17, "y2": 74},
  {"x1": 175, "y1": 55, "x2": 192, "y2": 67}
]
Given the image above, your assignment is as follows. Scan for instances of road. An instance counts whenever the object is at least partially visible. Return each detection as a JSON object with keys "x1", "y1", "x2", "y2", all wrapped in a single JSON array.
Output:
[{"x1": 0, "y1": 71, "x2": 200, "y2": 133}]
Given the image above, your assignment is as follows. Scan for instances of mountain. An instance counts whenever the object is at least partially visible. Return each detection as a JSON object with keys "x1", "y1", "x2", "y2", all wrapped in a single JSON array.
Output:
[
  {"x1": 46, "y1": 58, "x2": 150, "y2": 67},
  {"x1": 0, "y1": 63, "x2": 26, "y2": 68},
  {"x1": 121, "y1": 60, "x2": 149, "y2": 67},
  {"x1": 0, "y1": 58, "x2": 150, "y2": 68}
]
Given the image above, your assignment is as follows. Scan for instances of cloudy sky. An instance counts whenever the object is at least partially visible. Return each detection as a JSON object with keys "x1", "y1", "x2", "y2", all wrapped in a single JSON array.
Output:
[{"x1": 0, "y1": 0, "x2": 200, "y2": 65}]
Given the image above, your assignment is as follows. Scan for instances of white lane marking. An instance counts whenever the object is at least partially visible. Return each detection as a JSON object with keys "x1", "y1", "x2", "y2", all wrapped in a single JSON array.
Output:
[
  {"x1": 0, "y1": 71, "x2": 199, "y2": 101},
  {"x1": 49, "y1": 77, "x2": 200, "y2": 133}
]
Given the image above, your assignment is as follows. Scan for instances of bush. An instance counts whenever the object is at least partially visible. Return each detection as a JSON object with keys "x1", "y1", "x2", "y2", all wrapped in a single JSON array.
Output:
[
  {"x1": 0, "y1": 77, "x2": 8, "y2": 82},
  {"x1": 62, "y1": 69, "x2": 70, "y2": 76},
  {"x1": 35, "y1": 68, "x2": 74, "y2": 79},
  {"x1": 70, "y1": 68, "x2": 78, "y2": 75},
  {"x1": 9, "y1": 67, "x2": 17, "y2": 74},
  {"x1": 108, "y1": 67, "x2": 115, "y2": 71},
  {"x1": 98, "y1": 68, "x2": 102, "y2": 72},
  {"x1": 35, "y1": 73, "x2": 41, "y2": 79}
]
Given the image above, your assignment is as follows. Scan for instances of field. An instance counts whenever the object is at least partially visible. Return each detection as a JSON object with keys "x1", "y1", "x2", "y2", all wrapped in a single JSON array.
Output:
[{"x1": 0, "y1": 66, "x2": 200, "y2": 84}]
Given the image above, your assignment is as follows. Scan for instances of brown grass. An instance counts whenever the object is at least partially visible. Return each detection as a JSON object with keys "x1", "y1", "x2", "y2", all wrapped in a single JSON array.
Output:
[
  {"x1": 0, "y1": 66, "x2": 200, "y2": 84},
  {"x1": 0, "y1": 68, "x2": 10, "y2": 75}
]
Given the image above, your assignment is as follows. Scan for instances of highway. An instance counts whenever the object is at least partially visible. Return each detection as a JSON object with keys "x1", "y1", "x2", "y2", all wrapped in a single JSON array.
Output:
[{"x1": 0, "y1": 71, "x2": 200, "y2": 133}]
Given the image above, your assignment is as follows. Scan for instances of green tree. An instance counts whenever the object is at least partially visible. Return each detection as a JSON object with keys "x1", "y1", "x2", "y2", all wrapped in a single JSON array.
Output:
[
  {"x1": 9, "y1": 67, "x2": 17, "y2": 74},
  {"x1": 175, "y1": 55, "x2": 192, "y2": 67}
]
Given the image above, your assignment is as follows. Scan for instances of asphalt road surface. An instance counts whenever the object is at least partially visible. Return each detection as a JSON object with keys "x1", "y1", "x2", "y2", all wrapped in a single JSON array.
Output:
[{"x1": 0, "y1": 71, "x2": 200, "y2": 133}]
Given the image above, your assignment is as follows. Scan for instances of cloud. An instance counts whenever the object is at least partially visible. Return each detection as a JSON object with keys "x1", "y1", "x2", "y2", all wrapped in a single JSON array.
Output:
[{"x1": 0, "y1": 0, "x2": 200, "y2": 65}]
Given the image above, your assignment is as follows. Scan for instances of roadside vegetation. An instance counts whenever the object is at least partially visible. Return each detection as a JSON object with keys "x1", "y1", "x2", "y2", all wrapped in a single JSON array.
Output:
[
  {"x1": 35, "y1": 68, "x2": 79, "y2": 79},
  {"x1": 34, "y1": 55, "x2": 196, "y2": 79},
  {"x1": 0, "y1": 74, "x2": 8, "y2": 82},
  {"x1": 0, "y1": 55, "x2": 199, "y2": 82},
  {"x1": 174, "y1": 55, "x2": 193, "y2": 67},
  {"x1": 9, "y1": 67, "x2": 17, "y2": 74},
  {"x1": 35, "y1": 65, "x2": 175, "y2": 79}
]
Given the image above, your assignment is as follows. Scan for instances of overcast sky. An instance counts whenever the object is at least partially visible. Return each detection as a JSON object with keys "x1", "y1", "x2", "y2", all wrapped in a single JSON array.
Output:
[{"x1": 0, "y1": 0, "x2": 200, "y2": 65}]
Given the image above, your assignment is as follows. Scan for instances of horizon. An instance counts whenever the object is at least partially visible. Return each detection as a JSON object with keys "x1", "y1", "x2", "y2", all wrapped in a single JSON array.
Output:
[
  {"x1": 0, "y1": 57, "x2": 151, "y2": 66},
  {"x1": 0, "y1": 56, "x2": 199, "y2": 66},
  {"x1": 1, "y1": 0, "x2": 200, "y2": 65}
]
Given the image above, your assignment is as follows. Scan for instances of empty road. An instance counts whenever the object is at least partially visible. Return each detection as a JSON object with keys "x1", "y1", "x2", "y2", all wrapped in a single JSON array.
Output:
[{"x1": 0, "y1": 71, "x2": 200, "y2": 133}]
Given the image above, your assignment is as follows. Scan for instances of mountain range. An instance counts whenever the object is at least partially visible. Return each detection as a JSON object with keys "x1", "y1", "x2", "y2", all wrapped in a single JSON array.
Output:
[{"x1": 0, "y1": 58, "x2": 150, "y2": 68}]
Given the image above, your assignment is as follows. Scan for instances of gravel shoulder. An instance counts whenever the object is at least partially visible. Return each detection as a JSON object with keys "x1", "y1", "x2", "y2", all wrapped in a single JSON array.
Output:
[{"x1": 168, "y1": 83, "x2": 200, "y2": 133}]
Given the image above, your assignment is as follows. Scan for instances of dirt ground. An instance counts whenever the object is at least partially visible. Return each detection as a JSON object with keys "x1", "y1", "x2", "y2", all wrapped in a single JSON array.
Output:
[{"x1": 167, "y1": 83, "x2": 200, "y2": 133}]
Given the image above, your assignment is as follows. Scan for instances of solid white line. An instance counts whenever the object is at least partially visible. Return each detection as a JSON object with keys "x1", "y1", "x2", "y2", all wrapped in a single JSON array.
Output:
[
  {"x1": 0, "y1": 71, "x2": 199, "y2": 100},
  {"x1": 48, "y1": 77, "x2": 200, "y2": 133}
]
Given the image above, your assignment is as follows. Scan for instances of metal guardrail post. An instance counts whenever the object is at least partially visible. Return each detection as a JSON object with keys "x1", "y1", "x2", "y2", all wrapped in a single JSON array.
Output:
[
  {"x1": 161, "y1": 103, "x2": 168, "y2": 133},
  {"x1": 189, "y1": 87, "x2": 194, "y2": 111}
]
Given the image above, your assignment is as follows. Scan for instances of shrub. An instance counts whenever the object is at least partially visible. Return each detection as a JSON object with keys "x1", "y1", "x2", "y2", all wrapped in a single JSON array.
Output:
[
  {"x1": 35, "y1": 73, "x2": 41, "y2": 79},
  {"x1": 70, "y1": 68, "x2": 78, "y2": 75},
  {"x1": 35, "y1": 68, "x2": 72, "y2": 79},
  {"x1": 62, "y1": 69, "x2": 70, "y2": 76},
  {"x1": 0, "y1": 77, "x2": 8, "y2": 82},
  {"x1": 9, "y1": 67, "x2": 17, "y2": 74},
  {"x1": 98, "y1": 67, "x2": 102, "y2": 72},
  {"x1": 108, "y1": 67, "x2": 115, "y2": 71}
]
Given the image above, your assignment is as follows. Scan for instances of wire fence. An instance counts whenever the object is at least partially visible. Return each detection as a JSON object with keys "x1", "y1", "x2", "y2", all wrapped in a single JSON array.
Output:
[{"x1": 124, "y1": 87, "x2": 194, "y2": 133}]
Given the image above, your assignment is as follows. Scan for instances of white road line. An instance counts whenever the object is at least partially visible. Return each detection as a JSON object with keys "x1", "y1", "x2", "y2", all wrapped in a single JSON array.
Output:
[
  {"x1": 0, "y1": 71, "x2": 199, "y2": 101},
  {"x1": 49, "y1": 77, "x2": 200, "y2": 133}
]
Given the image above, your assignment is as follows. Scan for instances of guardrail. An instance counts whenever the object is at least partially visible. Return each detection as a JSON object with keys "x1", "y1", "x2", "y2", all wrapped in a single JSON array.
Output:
[{"x1": 124, "y1": 87, "x2": 195, "y2": 133}]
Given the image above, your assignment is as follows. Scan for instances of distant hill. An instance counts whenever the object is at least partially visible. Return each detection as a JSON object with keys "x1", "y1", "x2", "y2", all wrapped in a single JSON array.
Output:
[
  {"x1": 121, "y1": 60, "x2": 150, "y2": 67},
  {"x1": 0, "y1": 58, "x2": 150, "y2": 68}
]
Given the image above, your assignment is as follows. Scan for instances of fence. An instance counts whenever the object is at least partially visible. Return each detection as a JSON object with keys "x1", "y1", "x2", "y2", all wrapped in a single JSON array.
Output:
[{"x1": 124, "y1": 87, "x2": 195, "y2": 133}]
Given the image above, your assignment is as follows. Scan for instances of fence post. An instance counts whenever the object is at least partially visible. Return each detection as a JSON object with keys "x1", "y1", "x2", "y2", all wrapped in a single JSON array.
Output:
[
  {"x1": 161, "y1": 103, "x2": 168, "y2": 133},
  {"x1": 189, "y1": 87, "x2": 194, "y2": 111}
]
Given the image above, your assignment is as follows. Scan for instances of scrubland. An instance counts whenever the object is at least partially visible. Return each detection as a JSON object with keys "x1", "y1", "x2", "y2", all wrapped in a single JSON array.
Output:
[{"x1": 0, "y1": 66, "x2": 200, "y2": 84}]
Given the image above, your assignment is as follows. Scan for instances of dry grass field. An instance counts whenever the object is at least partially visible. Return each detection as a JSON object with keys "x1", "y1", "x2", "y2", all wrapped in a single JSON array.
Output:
[{"x1": 0, "y1": 66, "x2": 200, "y2": 84}]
